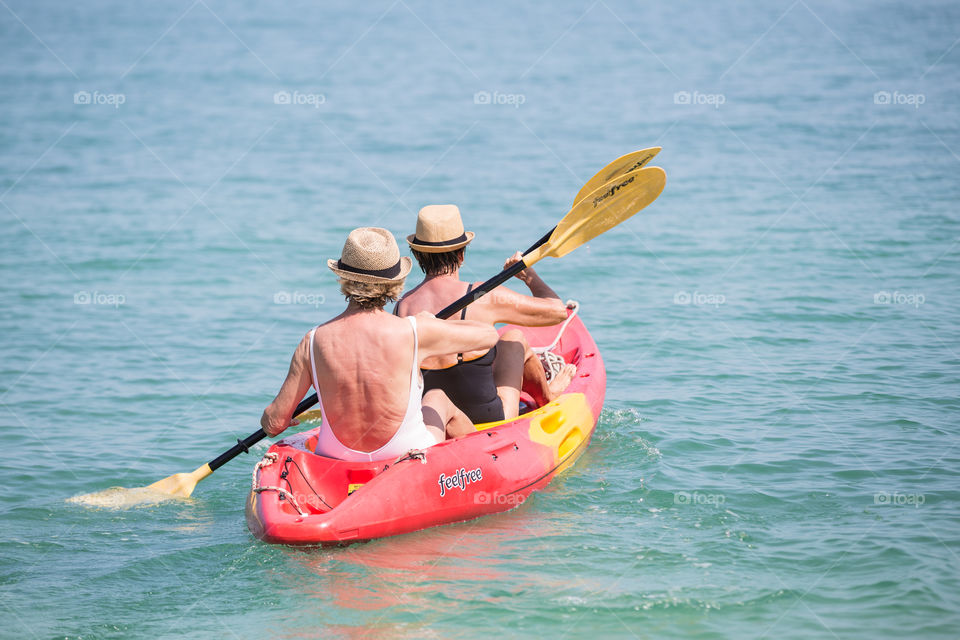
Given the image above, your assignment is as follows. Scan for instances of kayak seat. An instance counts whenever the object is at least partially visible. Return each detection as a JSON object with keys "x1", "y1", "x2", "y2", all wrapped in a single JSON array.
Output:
[{"x1": 517, "y1": 391, "x2": 539, "y2": 416}]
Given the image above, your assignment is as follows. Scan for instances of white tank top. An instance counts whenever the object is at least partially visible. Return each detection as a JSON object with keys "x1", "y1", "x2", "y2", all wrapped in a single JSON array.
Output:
[{"x1": 308, "y1": 316, "x2": 435, "y2": 461}]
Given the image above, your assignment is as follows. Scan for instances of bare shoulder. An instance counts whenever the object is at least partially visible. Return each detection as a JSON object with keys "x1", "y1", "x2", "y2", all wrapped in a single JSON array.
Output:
[
  {"x1": 279, "y1": 330, "x2": 313, "y2": 374},
  {"x1": 298, "y1": 329, "x2": 312, "y2": 348},
  {"x1": 395, "y1": 295, "x2": 413, "y2": 316},
  {"x1": 411, "y1": 312, "x2": 449, "y2": 345},
  {"x1": 292, "y1": 325, "x2": 320, "y2": 358},
  {"x1": 314, "y1": 314, "x2": 415, "y2": 363},
  {"x1": 395, "y1": 280, "x2": 429, "y2": 316}
]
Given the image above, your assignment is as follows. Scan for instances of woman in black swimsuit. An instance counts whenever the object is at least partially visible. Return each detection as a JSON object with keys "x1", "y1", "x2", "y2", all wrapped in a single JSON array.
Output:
[
  {"x1": 420, "y1": 283, "x2": 504, "y2": 423},
  {"x1": 395, "y1": 205, "x2": 574, "y2": 424}
]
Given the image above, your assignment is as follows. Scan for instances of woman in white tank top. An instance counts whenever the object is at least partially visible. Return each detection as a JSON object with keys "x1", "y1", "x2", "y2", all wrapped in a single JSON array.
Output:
[
  {"x1": 309, "y1": 316, "x2": 439, "y2": 462},
  {"x1": 259, "y1": 227, "x2": 498, "y2": 460}
]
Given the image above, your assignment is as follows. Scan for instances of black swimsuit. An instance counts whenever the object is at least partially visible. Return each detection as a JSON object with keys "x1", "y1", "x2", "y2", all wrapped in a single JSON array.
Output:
[{"x1": 421, "y1": 284, "x2": 505, "y2": 424}]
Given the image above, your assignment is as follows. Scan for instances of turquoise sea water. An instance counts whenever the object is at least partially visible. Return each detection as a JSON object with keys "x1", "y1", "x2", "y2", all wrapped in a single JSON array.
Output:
[{"x1": 2, "y1": 0, "x2": 959, "y2": 637}]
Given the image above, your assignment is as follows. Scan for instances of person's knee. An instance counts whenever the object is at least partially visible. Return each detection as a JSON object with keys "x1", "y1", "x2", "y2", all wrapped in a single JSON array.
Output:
[
  {"x1": 499, "y1": 329, "x2": 532, "y2": 356},
  {"x1": 421, "y1": 405, "x2": 443, "y2": 430},
  {"x1": 423, "y1": 388, "x2": 451, "y2": 403},
  {"x1": 499, "y1": 328, "x2": 526, "y2": 345},
  {"x1": 423, "y1": 388, "x2": 454, "y2": 419}
]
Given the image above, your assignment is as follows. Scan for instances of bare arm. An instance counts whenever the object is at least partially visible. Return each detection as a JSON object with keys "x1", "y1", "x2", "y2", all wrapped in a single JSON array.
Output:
[
  {"x1": 260, "y1": 333, "x2": 313, "y2": 437},
  {"x1": 471, "y1": 251, "x2": 567, "y2": 326},
  {"x1": 480, "y1": 285, "x2": 567, "y2": 326},
  {"x1": 415, "y1": 312, "x2": 499, "y2": 362},
  {"x1": 506, "y1": 251, "x2": 562, "y2": 300}
]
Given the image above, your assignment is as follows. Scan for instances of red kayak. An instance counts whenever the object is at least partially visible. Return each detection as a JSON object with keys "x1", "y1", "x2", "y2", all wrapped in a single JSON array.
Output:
[{"x1": 246, "y1": 307, "x2": 606, "y2": 545}]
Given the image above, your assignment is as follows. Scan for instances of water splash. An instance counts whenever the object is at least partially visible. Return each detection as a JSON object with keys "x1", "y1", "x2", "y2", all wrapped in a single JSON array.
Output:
[{"x1": 66, "y1": 486, "x2": 184, "y2": 509}]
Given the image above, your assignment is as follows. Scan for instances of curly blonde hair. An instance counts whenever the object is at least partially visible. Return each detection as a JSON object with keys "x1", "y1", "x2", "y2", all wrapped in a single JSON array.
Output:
[{"x1": 339, "y1": 278, "x2": 405, "y2": 310}]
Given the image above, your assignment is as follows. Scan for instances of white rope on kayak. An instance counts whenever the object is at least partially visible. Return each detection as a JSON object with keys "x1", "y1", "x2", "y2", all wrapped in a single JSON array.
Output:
[
  {"x1": 393, "y1": 449, "x2": 427, "y2": 465},
  {"x1": 251, "y1": 451, "x2": 306, "y2": 516},
  {"x1": 531, "y1": 300, "x2": 579, "y2": 381}
]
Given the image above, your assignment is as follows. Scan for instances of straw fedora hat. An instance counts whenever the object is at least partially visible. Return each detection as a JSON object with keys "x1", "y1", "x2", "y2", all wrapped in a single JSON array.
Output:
[
  {"x1": 406, "y1": 204, "x2": 475, "y2": 253},
  {"x1": 327, "y1": 227, "x2": 412, "y2": 284}
]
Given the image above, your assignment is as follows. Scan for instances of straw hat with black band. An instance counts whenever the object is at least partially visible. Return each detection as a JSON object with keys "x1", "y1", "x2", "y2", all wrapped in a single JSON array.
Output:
[
  {"x1": 406, "y1": 204, "x2": 475, "y2": 253},
  {"x1": 327, "y1": 227, "x2": 412, "y2": 284}
]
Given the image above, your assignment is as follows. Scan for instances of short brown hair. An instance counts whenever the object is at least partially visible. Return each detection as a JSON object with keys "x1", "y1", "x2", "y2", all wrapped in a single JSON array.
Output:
[
  {"x1": 339, "y1": 278, "x2": 404, "y2": 310},
  {"x1": 411, "y1": 247, "x2": 465, "y2": 276}
]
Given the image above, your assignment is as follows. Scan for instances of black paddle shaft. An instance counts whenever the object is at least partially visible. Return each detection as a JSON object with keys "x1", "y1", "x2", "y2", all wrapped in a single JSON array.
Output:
[
  {"x1": 206, "y1": 394, "x2": 316, "y2": 471},
  {"x1": 436, "y1": 226, "x2": 554, "y2": 319},
  {"x1": 287, "y1": 226, "x2": 553, "y2": 417},
  {"x1": 208, "y1": 225, "x2": 557, "y2": 470}
]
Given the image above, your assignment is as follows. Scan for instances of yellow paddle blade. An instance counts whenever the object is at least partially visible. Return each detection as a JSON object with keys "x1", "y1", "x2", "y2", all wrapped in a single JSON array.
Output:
[
  {"x1": 295, "y1": 408, "x2": 324, "y2": 422},
  {"x1": 526, "y1": 166, "x2": 666, "y2": 264},
  {"x1": 572, "y1": 147, "x2": 661, "y2": 208},
  {"x1": 67, "y1": 463, "x2": 213, "y2": 508},
  {"x1": 145, "y1": 463, "x2": 213, "y2": 497}
]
